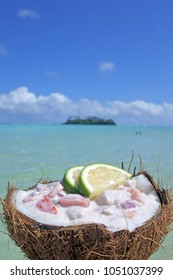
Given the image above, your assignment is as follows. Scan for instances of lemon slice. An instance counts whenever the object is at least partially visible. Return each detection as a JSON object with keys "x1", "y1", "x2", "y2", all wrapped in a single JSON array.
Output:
[
  {"x1": 62, "y1": 166, "x2": 84, "y2": 193},
  {"x1": 78, "y1": 163, "x2": 132, "y2": 199}
]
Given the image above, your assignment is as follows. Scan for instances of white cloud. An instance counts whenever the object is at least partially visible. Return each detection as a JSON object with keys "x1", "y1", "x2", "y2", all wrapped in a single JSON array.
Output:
[
  {"x1": 99, "y1": 61, "x2": 115, "y2": 72},
  {"x1": 17, "y1": 9, "x2": 39, "y2": 19},
  {"x1": 0, "y1": 87, "x2": 173, "y2": 125},
  {"x1": 9, "y1": 87, "x2": 37, "y2": 104},
  {"x1": 0, "y1": 43, "x2": 9, "y2": 56},
  {"x1": 107, "y1": 100, "x2": 164, "y2": 117}
]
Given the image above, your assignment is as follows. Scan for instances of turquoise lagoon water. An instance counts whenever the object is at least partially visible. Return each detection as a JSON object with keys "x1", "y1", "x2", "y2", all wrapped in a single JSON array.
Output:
[{"x1": 0, "y1": 124, "x2": 173, "y2": 260}]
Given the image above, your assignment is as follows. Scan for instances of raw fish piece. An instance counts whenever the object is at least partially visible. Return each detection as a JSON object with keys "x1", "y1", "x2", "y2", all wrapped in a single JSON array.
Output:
[
  {"x1": 36, "y1": 188, "x2": 50, "y2": 197},
  {"x1": 58, "y1": 190, "x2": 66, "y2": 197},
  {"x1": 48, "y1": 182, "x2": 64, "y2": 198},
  {"x1": 31, "y1": 190, "x2": 40, "y2": 196},
  {"x1": 23, "y1": 191, "x2": 39, "y2": 203},
  {"x1": 23, "y1": 195, "x2": 36, "y2": 203},
  {"x1": 95, "y1": 190, "x2": 116, "y2": 206},
  {"x1": 120, "y1": 200, "x2": 136, "y2": 209},
  {"x1": 36, "y1": 196, "x2": 58, "y2": 214},
  {"x1": 125, "y1": 210, "x2": 136, "y2": 219},
  {"x1": 36, "y1": 183, "x2": 49, "y2": 191},
  {"x1": 58, "y1": 194, "x2": 90, "y2": 207},
  {"x1": 130, "y1": 189, "x2": 144, "y2": 204}
]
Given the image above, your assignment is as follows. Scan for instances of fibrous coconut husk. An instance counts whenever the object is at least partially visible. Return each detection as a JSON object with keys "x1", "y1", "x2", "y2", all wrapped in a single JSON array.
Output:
[{"x1": 1, "y1": 171, "x2": 173, "y2": 260}]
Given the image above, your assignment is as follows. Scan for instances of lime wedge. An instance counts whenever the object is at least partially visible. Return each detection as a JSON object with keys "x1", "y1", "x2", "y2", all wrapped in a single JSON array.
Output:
[
  {"x1": 62, "y1": 166, "x2": 84, "y2": 194},
  {"x1": 78, "y1": 163, "x2": 132, "y2": 199}
]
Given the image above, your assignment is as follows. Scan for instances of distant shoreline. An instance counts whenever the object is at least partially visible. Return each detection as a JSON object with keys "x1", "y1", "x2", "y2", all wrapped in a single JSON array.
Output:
[{"x1": 63, "y1": 116, "x2": 117, "y2": 125}]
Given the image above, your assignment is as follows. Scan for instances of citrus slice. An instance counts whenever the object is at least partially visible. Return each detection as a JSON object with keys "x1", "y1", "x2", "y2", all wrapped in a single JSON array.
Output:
[
  {"x1": 78, "y1": 163, "x2": 132, "y2": 199},
  {"x1": 62, "y1": 166, "x2": 84, "y2": 194}
]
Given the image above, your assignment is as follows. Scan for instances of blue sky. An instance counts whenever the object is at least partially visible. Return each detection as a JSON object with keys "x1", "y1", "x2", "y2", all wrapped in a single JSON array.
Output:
[{"x1": 0, "y1": 0, "x2": 173, "y2": 125}]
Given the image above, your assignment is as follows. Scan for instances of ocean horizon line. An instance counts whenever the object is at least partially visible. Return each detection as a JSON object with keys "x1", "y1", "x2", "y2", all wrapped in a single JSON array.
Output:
[{"x1": 0, "y1": 123, "x2": 173, "y2": 128}]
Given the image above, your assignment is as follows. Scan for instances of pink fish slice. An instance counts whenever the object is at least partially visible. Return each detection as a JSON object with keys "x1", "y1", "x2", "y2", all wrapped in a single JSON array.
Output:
[
  {"x1": 36, "y1": 196, "x2": 58, "y2": 214},
  {"x1": 58, "y1": 190, "x2": 66, "y2": 197},
  {"x1": 58, "y1": 194, "x2": 90, "y2": 207},
  {"x1": 130, "y1": 189, "x2": 144, "y2": 204},
  {"x1": 23, "y1": 192, "x2": 38, "y2": 203},
  {"x1": 125, "y1": 210, "x2": 136, "y2": 219},
  {"x1": 48, "y1": 182, "x2": 64, "y2": 198},
  {"x1": 36, "y1": 183, "x2": 49, "y2": 191}
]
